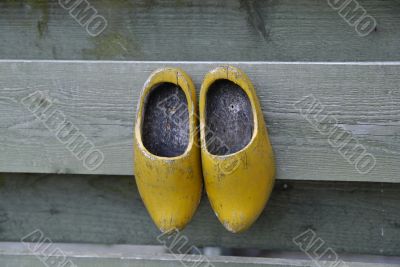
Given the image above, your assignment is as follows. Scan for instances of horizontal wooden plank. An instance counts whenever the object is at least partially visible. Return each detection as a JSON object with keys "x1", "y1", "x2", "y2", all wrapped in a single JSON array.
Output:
[
  {"x1": 0, "y1": 0, "x2": 399, "y2": 61},
  {"x1": 0, "y1": 242, "x2": 399, "y2": 267},
  {"x1": 0, "y1": 60, "x2": 399, "y2": 182},
  {"x1": 0, "y1": 173, "x2": 399, "y2": 256}
]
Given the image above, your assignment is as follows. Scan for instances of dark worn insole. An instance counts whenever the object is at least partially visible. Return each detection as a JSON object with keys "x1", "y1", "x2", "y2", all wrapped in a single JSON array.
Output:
[
  {"x1": 206, "y1": 80, "x2": 254, "y2": 155},
  {"x1": 141, "y1": 83, "x2": 189, "y2": 157}
]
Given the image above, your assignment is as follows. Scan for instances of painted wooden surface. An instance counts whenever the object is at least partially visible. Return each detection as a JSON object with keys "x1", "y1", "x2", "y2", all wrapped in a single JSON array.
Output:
[
  {"x1": 0, "y1": 173, "x2": 398, "y2": 256},
  {"x1": 0, "y1": 0, "x2": 399, "y2": 61},
  {"x1": 0, "y1": 60, "x2": 399, "y2": 182},
  {"x1": 0, "y1": 242, "x2": 399, "y2": 267}
]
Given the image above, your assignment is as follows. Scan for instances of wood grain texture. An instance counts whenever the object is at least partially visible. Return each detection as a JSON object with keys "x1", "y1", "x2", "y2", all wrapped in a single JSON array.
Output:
[
  {"x1": 0, "y1": 173, "x2": 398, "y2": 256},
  {"x1": 0, "y1": 60, "x2": 399, "y2": 182},
  {"x1": 0, "y1": 242, "x2": 399, "y2": 266},
  {"x1": 1, "y1": 256, "x2": 398, "y2": 267},
  {"x1": 0, "y1": 0, "x2": 399, "y2": 61}
]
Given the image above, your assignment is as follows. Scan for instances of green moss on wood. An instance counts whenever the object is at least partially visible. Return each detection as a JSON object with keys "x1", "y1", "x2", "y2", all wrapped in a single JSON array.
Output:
[
  {"x1": 3, "y1": 0, "x2": 49, "y2": 38},
  {"x1": 83, "y1": 32, "x2": 142, "y2": 60}
]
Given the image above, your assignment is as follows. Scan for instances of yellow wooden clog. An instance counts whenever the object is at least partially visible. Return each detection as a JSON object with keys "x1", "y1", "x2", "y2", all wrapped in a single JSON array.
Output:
[
  {"x1": 134, "y1": 67, "x2": 202, "y2": 232},
  {"x1": 199, "y1": 66, "x2": 276, "y2": 233}
]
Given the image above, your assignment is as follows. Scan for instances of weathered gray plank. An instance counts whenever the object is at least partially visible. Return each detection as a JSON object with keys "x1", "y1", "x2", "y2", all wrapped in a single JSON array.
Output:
[
  {"x1": 0, "y1": 0, "x2": 399, "y2": 61},
  {"x1": 0, "y1": 242, "x2": 399, "y2": 267},
  {"x1": 0, "y1": 173, "x2": 399, "y2": 256},
  {"x1": 0, "y1": 60, "x2": 399, "y2": 182}
]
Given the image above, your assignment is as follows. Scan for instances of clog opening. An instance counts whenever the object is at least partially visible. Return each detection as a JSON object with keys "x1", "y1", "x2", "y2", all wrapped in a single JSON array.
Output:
[
  {"x1": 205, "y1": 79, "x2": 254, "y2": 156},
  {"x1": 141, "y1": 82, "x2": 189, "y2": 157}
]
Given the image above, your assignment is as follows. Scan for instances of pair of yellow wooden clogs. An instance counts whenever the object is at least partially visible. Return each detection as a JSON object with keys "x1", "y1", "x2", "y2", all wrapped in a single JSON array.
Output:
[{"x1": 134, "y1": 66, "x2": 275, "y2": 233}]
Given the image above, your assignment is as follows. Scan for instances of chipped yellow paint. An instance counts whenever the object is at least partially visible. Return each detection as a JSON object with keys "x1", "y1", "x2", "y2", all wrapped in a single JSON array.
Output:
[
  {"x1": 134, "y1": 68, "x2": 202, "y2": 232},
  {"x1": 199, "y1": 66, "x2": 276, "y2": 233}
]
